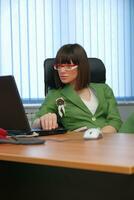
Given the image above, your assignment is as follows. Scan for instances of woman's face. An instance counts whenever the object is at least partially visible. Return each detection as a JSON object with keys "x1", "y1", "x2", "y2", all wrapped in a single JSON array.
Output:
[{"x1": 57, "y1": 62, "x2": 78, "y2": 85}]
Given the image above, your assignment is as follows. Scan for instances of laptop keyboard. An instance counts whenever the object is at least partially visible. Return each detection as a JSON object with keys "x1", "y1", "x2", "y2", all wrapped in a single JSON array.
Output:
[
  {"x1": 32, "y1": 127, "x2": 67, "y2": 136},
  {"x1": 7, "y1": 127, "x2": 67, "y2": 136}
]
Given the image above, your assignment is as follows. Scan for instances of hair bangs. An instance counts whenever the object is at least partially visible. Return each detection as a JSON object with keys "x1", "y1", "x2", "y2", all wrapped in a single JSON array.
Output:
[{"x1": 55, "y1": 45, "x2": 79, "y2": 65}]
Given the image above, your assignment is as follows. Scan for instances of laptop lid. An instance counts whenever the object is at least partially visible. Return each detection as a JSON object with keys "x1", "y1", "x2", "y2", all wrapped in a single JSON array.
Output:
[
  {"x1": 0, "y1": 75, "x2": 67, "y2": 136},
  {"x1": 0, "y1": 75, "x2": 31, "y2": 134}
]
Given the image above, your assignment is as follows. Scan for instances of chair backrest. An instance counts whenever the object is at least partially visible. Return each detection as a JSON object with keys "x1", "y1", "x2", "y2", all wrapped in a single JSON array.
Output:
[{"x1": 44, "y1": 58, "x2": 106, "y2": 95}]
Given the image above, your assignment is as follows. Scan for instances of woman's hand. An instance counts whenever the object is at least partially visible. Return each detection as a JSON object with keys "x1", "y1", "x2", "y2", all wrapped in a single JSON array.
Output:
[
  {"x1": 40, "y1": 113, "x2": 58, "y2": 130},
  {"x1": 101, "y1": 125, "x2": 117, "y2": 133}
]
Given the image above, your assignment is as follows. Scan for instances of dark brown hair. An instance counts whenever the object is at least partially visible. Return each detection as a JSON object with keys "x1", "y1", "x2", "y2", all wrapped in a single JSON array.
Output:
[{"x1": 54, "y1": 43, "x2": 90, "y2": 90}]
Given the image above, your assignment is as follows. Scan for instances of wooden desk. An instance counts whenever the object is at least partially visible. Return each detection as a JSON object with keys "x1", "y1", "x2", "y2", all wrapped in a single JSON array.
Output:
[
  {"x1": 0, "y1": 132, "x2": 134, "y2": 200},
  {"x1": 0, "y1": 132, "x2": 134, "y2": 174}
]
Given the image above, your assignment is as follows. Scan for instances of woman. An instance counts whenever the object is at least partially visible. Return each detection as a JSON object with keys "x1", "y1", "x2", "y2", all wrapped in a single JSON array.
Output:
[{"x1": 33, "y1": 43, "x2": 122, "y2": 133}]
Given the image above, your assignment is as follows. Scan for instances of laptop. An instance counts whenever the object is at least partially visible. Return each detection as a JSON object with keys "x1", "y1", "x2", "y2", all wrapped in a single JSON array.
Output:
[{"x1": 0, "y1": 75, "x2": 67, "y2": 136}]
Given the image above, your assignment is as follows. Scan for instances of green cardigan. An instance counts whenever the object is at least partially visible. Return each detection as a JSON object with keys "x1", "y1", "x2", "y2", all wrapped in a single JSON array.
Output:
[
  {"x1": 35, "y1": 83, "x2": 122, "y2": 131},
  {"x1": 119, "y1": 112, "x2": 134, "y2": 133}
]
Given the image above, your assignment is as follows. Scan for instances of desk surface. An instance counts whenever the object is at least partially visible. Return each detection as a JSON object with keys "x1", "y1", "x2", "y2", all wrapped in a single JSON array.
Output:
[{"x1": 0, "y1": 132, "x2": 134, "y2": 174}]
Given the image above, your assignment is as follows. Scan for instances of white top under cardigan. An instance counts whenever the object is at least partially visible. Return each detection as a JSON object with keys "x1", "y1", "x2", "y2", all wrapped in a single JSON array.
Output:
[{"x1": 80, "y1": 89, "x2": 98, "y2": 115}]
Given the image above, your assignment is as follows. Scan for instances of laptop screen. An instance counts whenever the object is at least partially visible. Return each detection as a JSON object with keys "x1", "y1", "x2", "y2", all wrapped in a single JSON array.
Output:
[{"x1": 0, "y1": 75, "x2": 31, "y2": 132}]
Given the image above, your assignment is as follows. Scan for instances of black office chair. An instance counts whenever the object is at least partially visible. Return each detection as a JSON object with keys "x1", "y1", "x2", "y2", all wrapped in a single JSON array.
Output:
[{"x1": 44, "y1": 58, "x2": 106, "y2": 95}]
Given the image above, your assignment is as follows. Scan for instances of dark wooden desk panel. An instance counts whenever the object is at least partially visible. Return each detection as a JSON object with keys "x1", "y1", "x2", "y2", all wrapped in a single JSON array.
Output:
[{"x1": 0, "y1": 161, "x2": 134, "y2": 200}]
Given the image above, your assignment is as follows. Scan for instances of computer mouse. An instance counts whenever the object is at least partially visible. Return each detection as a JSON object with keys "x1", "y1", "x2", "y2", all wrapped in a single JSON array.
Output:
[{"x1": 83, "y1": 128, "x2": 102, "y2": 140}]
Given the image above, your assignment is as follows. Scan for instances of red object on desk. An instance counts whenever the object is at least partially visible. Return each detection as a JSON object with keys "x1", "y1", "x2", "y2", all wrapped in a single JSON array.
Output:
[{"x1": 0, "y1": 128, "x2": 8, "y2": 139}]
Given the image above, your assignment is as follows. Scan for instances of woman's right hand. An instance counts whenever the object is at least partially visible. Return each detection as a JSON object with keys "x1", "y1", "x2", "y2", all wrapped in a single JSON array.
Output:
[{"x1": 40, "y1": 113, "x2": 58, "y2": 130}]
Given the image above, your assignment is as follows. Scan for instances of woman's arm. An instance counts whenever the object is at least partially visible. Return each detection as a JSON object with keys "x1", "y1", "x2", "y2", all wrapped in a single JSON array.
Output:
[
  {"x1": 103, "y1": 84, "x2": 122, "y2": 132},
  {"x1": 32, "y1": 89, "x2": 59, "y2": 130}
]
